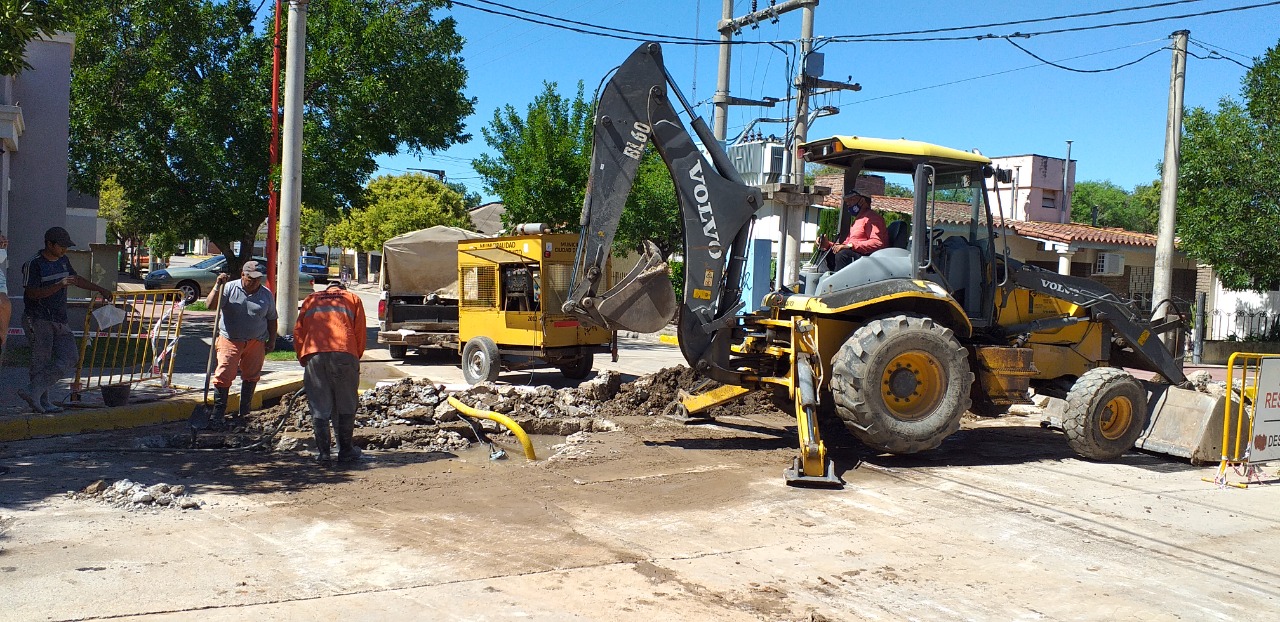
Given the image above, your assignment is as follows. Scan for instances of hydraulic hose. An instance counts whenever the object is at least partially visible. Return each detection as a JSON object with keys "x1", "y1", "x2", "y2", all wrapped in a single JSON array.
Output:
[{"x1": 446, "y1": 396, "x2": 537, "y2": 460}]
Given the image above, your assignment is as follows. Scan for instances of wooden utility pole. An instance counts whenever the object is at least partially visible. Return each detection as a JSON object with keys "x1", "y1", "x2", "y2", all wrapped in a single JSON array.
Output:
[{"x1": 1153, "y1": 29, "x2": 1188, "y2": 343}]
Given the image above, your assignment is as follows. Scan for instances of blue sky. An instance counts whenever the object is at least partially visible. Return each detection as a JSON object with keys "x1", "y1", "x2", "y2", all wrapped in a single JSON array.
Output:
[{"x1": 374, "y1": 0, "x2": 1280, "y2": 201}]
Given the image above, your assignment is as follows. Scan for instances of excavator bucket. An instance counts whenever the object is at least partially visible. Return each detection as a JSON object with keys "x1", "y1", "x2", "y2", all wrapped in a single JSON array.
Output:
[
  {"x1": 1136, "y1": 384, "x2": 1240, "y2": 464},
  {"x1": 591, "y1": 240, "x2": 677, "y2": 334}
]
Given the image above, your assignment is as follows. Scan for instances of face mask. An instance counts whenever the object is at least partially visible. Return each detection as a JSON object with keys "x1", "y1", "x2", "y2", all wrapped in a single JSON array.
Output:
[
  {"x1": 848, "y1": 204, "x2": 861, "y2": 216},
  {"x1": 0, "y1": 248, "x2": 7, "y2": 264}
]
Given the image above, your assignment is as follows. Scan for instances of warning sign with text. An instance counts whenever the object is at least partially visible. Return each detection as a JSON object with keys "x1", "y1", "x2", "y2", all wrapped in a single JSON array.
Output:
[{"x1": 1250, "y1": 358, "x2": 1280, "y2": 462}]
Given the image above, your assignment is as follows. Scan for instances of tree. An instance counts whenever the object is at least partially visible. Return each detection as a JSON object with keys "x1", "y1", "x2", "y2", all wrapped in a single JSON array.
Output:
[
  {"x1": 1177, "y1": 42, "x2": 1280, "y2": 291},
  {"x1": 300, "y1": 206, "x2": 337, "y2": 253},
  {"x1": 325, "y1": 172, "x2": 471, "y2": 252},
  {"x1": 473, "y1": 81, "x2": 593, "y2": 230},
  {"x1": 0, "y1": 0, "x2": 67, "y2": 75},
  {"x1": 473, "y1": 81, "x2": 682, "y2": 256},
  {"x1": 97, "y1": 176, "x2": 151, "y2": 275},
  {"x1": 447, "y1": 181, "x2": 483, "y2": 210},
  {"x1": 66, "y1": 0, "x2": 473, "y2": 270}
]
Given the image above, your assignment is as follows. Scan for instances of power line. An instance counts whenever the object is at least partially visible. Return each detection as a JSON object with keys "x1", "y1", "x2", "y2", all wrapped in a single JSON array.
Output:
[
  {"x1": 1003, "y1": 37, "x2": 1169, "y2": 73},
  {"x1": 831, "y1": 0, "x2": 1209, "y2": 40},
  {"x1": 1187, "y1": 44, "x2": 1252, "y2": 69},
  {"x1": 824, "y1": 1, "x2": 1280, "y2": 43},
  {"x1": 1188, "y1": 37, "x2": 1252, "y2": 60}
]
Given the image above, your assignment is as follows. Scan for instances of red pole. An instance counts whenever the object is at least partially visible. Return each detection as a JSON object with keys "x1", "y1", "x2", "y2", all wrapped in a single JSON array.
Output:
[{"x1": 265, "y1": 0, "x2": 283, "y2": 292}]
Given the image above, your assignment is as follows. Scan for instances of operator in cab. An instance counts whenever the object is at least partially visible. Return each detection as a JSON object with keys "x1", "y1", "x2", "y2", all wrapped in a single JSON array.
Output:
[{"x1": 817, "y1": 189, "x2": 889, "y2": 272}]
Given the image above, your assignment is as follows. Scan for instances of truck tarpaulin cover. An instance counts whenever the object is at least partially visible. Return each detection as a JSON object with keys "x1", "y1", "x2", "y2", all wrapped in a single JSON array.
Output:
[{"x1": 381, "y1": 225, "x2": 488, "y2": 297}]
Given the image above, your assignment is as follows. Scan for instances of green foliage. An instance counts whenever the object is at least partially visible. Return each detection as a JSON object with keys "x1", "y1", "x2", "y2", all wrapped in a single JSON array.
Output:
[
  {"x1": 474, "y1": 81, "x2": 593, "y2": 231},
  {"x1": 447, "y1": 181, "x2": 483, "y2": 209},
  {"x1": 0, "y1": 0, "x2": 67, "y2": 75},
  {"x1": 1177, "y1": 42, "x2": 1280, "y2": 292},
  {"x1": 66, "y1": 0, "x2": 473, "y2": 264},
  {"x1": 667, "y1": 259, "x2": 684, "y2": 301},
  {"x1": 1068, "y1": 180, "x2": 1157, "y2": 233},
  {"x1": 147, "y1": 230, "x2": 181, "y2": 262},
  {"x1": 326, "y1": 172, "x2": 471, "y2": 251},
  {"x1": 300, "y1": 206, "x2": 337, "y2": 253},
  {"x1": 474, "y1": 81, "x2": 681, "y2": 257},
  {"x1": 884, "y1": 182, "x2": 913, "y2": 198}
]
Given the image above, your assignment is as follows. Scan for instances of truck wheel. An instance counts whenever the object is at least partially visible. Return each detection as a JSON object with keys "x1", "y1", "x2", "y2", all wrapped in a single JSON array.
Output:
[
  {"x1": 388, "y1": 345, "x2": 408, "y2": 360},
  {"x1": 1063, "y1": 367, "x2": 1148, "y2": 460},
  {"x1": 830, "y1": 314, "x2": 973, "y2": 454},
  {"x1": 559, "y1": 354, "x2": 593, "y2": 380},
  {"x1": 462, "y1": 337, "x2": 501, "y2": 384}
]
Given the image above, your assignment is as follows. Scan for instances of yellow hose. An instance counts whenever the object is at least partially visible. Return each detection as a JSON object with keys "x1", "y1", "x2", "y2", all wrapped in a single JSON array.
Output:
[{"x1": 447, "y1": 396, "x2": 537, "y2": 460}]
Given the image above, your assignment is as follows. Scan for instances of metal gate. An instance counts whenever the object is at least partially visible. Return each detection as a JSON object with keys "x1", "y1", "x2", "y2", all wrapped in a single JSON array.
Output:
[
  {"x1": 1205, "y1": 352, "x2": 1280, "y2": 488},
  {"x1": 73, "y1": 290, "x2": 186, "y2": 406}
]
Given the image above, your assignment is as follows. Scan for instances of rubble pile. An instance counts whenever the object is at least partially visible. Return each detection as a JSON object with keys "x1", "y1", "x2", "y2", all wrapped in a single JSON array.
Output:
[
  {"x1": 68, "y1": 479, "x2": 201, "y2": 511},
  {"x1": 247, "y1": 366, "x2": 778, "y2": 455}
]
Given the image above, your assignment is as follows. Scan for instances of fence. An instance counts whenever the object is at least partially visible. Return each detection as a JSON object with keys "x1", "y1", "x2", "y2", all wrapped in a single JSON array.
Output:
[
  {"x1": 73, "y1": 289, "x2": 186, "y2": 406},
  {"x1": 1205, "y1": 352, "x2": 1280, "y2": 488},
  {"x1": 1203, "y1": 309, "x2": 1280, "y2": 342}
]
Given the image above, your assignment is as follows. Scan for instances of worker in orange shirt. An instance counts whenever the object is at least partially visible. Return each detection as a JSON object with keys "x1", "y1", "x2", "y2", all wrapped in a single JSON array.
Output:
[{"x1": 294, "y1": 280, "x2": 367, "y2": 463}]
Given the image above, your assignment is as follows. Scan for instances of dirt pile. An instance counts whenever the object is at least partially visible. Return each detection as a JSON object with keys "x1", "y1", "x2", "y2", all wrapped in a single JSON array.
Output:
[
  {"x1": 67, "y1": 479, "x2": 202, "y2": 511},
  {"x1": 245, "y1": 366, "x2": 783, "y2": 454}
]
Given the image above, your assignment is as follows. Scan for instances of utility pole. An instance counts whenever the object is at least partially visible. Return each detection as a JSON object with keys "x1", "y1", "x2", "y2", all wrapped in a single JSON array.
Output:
[
  {"x1": 1153, "y1": 29, "x2": 1189, "y2": 344},
  {"x1": 777, "y1": 2, "x2": 816, "y2": 287},
  {"x1": 711, "y1": 0, "x2": 733, "y2": 141},
  {"x1": 276, "y1": 0, "x2": 309, "y2": 335},
  {"x1": 265, "y1": 0, "x2": 283, "y2": 297}
]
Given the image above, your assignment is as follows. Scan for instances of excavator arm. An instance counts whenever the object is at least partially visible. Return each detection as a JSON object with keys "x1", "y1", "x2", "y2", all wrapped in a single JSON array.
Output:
[{"x1": 563, "y1": 42, "x2": 762, "y2": 380}]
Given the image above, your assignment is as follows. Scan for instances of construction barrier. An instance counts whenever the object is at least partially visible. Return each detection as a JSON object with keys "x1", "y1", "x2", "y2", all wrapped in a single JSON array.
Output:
[
  {"x1": 72, "y1": 290, "x2": 186, "y2": 406},
  {"x1": 1205, "y1": 352, "x2": 1280, "y2": 488}
]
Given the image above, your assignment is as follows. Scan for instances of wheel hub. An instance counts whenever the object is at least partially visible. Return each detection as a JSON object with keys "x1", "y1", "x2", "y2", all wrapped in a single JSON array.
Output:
[
  {"x1": 1099, "y1": 396, "x2": 1133, "y2": 440},
  {"x1": 880, "y1": 350, "x2": 945, "y2": 420}
]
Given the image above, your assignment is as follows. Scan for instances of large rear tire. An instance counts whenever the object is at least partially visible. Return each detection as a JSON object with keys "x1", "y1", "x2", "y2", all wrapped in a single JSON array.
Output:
[
  {"x1": 830, "y1": 315, "x2": 973, "y2": 454},
  {"x1": 461, "y1": 337, "x2": 501, "y2": 384},
  {"x1": 1063, "y1": 367, "x2": 1148, "y2": 460}
]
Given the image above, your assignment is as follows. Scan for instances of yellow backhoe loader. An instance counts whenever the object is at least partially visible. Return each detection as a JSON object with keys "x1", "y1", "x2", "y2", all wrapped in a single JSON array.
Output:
[{"x1": 560, "y1": 42, "x2": 1224, "y2": 486}]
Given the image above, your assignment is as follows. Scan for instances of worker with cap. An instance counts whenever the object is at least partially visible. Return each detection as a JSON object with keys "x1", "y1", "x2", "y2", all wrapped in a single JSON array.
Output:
[
  {"x1": 204, "y1": 260, "x2": 277, "y2": 429},
  {"x1": 18, "y1": 227, "x2": 114, "y2": 413},
  {"x1": 817, "y1": 189, "x2": 889, "y2": 272},
  {"x1": 294, "y1": 279, "x2": 366, "y2": 463}
]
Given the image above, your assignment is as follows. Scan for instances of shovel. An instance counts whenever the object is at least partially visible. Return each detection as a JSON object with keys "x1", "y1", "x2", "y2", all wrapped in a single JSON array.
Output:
[{"x1": 189, "y1": 288, "x2": 226, "y2": 435}]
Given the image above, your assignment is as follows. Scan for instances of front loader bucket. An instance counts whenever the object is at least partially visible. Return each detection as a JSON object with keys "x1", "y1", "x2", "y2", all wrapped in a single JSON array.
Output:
[
  {"x1": 590, "y1": 240, "x2": 677, "y2": 334},
  {"x1": 1135, "y1": 384, "x2": 1240, "y2": 464}
]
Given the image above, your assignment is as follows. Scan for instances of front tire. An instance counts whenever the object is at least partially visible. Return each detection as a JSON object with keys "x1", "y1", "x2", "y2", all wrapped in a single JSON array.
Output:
[
  {"x1": 559, "y1": 354, "x2": 593, "y2": 380},
  {"x1": 461, "y1": 337, "x2": 501, "y2": 384},
  {"x1": 830, "y1": 314, "x2": 973, "y2": 454},
  {"x1": 177, "y1": 280, "x2": 200, "y2": 305},
  {"x1": 1063, "y1": 367, "x2": 1148, "y2": 460}
]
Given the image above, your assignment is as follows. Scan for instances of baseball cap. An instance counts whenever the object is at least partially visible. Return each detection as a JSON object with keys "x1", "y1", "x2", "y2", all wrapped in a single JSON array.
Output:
[
  {"x1": 241, "y1": 260, "x2": 266, "y2": 279},
  {"x1": 45, "y1": 226, "x2": 76, "y2": 247}
]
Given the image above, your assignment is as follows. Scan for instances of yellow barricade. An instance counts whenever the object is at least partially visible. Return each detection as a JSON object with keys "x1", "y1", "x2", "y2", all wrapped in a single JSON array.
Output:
[
  {"x1": 1205, "y1": 352, "x2": 1280, "y2": 488},
  {"x1": 73, "y1": 290, "x2": 186, "y2": 406}
]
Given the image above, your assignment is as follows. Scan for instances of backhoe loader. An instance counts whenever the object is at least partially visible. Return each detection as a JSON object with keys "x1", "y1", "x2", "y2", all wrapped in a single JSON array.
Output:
[{"x1": 563, "y1": 42, "x2": 1223, "y2": 486}]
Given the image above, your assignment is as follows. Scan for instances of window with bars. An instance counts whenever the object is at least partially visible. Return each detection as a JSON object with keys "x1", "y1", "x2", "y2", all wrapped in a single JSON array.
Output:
[{"x1": 459, "y1": 266, "x2": 497, "y2": 308}]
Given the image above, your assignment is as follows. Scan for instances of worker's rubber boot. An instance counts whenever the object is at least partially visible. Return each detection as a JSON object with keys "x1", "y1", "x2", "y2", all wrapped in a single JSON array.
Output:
[
  {"x1": 209, "y1": 387, "x2": 230, "y2": 430},
  {"x1": 336, "y1": 413, "x2": 361, "y2": 463},
  {"x1": 234, "y1": 380, "x2": 257, "y2": 429},
  {"x1": 312, "y1": 417, "x2": 332, "y2": 463}
]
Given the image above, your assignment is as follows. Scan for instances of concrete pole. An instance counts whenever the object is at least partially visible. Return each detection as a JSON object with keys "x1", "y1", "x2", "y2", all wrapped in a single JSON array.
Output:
[
  {"x1": 711, "y1": 0, "x2": 733, "y2": 142},
  {"x1": 1153, "y1": 29, "x2": 1188, "y2": 342},
  {"x1": 1060, "y1": 140, "x2": 1072, "y2": 224},
  {"x1": 276, "y1": 0, "x2": 308, "y2": 335},
  {"x1": 778, "y1": 3, "x2": 815, "y2": 287}
]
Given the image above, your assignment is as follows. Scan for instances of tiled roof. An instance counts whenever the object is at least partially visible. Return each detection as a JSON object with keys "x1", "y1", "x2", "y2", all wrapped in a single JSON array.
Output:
[{"x1": 824, "y1": 194, "x2": 1159, "y2": 249}]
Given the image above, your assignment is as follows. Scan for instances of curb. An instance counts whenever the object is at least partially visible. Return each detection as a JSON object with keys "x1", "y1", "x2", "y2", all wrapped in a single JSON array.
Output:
[
  {"x1": 0, "y1": 373, "x2": 305, "y2": 442},
  {"x1": 658, "y1": 335, "x2": 679, "y2": 346}
]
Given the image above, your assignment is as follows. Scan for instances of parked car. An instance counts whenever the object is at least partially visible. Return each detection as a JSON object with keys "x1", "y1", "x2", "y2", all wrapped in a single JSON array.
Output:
[
  {"x1": 144, "y1": 255, "x2": 314, "y2": 304},
  {"x1": 300, "y1": 254, "x2": 329, "y2": 283}
]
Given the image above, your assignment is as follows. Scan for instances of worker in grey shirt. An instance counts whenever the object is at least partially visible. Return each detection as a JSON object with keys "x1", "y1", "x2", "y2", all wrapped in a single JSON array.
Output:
[{"x1": 205, "y1": 260, "x2": 277, "y2": 429}]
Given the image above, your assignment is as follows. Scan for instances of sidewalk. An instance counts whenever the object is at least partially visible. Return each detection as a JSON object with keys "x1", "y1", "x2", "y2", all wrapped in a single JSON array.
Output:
[{"x1": 0, "y1": 308, "x2": 305, "y2": 441}]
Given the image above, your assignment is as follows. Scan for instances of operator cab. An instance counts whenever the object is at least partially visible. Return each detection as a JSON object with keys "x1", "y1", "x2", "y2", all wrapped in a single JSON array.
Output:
[{"x1": 801, "y1": 135, "x2": 1005, "y2": 327}]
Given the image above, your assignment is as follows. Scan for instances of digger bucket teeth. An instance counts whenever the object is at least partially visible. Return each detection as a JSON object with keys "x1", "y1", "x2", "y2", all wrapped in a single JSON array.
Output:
[{"x1": 590, "y1": 240, "x2": 677, "y2": 334}]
